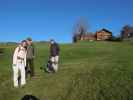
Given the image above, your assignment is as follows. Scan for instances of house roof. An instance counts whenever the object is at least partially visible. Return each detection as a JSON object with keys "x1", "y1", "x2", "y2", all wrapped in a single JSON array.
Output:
[{"x1": 98, "y1": 28, "x2": 112, "y2": 34}]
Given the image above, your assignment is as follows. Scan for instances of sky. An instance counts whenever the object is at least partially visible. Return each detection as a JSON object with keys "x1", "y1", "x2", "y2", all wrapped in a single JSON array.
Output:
[{"x1": 0, "y1": 0, "x2": 133, "y2": 43}]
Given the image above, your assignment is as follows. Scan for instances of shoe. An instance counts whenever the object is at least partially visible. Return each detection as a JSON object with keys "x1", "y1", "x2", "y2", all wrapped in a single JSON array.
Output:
[
  {"x1": 20, "y1": 84, "x2": 26, "y2": 88},
  {"x1": 14, "y1": 86, "x2": 18, "y2": 88}
]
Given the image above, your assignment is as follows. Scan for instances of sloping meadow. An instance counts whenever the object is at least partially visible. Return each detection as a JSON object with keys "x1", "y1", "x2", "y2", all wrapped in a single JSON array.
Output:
[{"x1": 0, "y1": 41, "x2": 133, "y2": 100}]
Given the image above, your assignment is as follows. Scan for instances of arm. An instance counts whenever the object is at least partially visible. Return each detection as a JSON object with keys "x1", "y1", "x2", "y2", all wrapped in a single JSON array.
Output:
[
  {"x1": 56, "y1": 44, "x2": 60, "y2": 55},
  {"x1": 33, "y1": 45, "x2": 35, "y2": 57},
  {"x1": 13, "y1": 47, "x2": 19, "y2": 66},
  {"x1": 32, "y1": 44, "x2": 35, "y2": 58},
  {"x1": 50, "y1": 45, "x2": 53, "y2": 56},
  {"x1": 24, "y1": 50, "x2": 27, "y2": 67}
]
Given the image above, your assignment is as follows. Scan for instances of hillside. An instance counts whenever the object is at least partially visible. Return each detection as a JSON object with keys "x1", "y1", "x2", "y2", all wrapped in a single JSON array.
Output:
[{"x1": 0, "y1": 41, "x2": 133, "y2": 100}]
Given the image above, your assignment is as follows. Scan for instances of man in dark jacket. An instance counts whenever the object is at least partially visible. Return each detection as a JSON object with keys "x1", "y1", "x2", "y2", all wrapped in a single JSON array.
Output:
[
  {"x1": 26, "y1": 37, "x2": 35, "y2": 77},
  {"x1": 50, "y1": 39, "x2": 60, "y2": 72}
]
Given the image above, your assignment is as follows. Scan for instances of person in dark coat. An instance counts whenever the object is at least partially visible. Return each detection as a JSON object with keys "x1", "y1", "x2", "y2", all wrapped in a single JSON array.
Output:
[
  {"x1": 26, "y1": 37, "x2": 35, "y2": 77},
  {"x1": 49, "y1": 39, "x2": 60, "y2": 72}
]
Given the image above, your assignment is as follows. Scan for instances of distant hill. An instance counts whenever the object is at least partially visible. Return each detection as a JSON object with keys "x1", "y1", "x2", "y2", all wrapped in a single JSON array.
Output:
[
  {"x1": 0, "y1": 42, "x2": 18, "y2": 45},
  {"x1": 0, "y1": 41, "x2": 49, "y2": 46},
  {"x1": 38, "y1": 40, "x2": 49, "y2": 43}
]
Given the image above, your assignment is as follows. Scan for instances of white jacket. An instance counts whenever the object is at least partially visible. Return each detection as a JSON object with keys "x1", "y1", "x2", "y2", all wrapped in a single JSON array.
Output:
[{"x1": 13, "y1": 45, "x2": 27, "y2": 67}]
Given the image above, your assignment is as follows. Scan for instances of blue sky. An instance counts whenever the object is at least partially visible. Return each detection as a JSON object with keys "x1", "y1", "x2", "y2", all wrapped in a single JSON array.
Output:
[{"x1": 0, "y1": 0, "x2": 133, "y2": 43}]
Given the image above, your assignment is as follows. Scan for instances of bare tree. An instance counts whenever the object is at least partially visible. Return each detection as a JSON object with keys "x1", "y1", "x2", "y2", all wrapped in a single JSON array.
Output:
[
  {"x1": 72, "y1": 18, "x2": 88, "y2": 43},
  {"x1": 121, "y1": 25, "x2": 133, "y2": 39}
]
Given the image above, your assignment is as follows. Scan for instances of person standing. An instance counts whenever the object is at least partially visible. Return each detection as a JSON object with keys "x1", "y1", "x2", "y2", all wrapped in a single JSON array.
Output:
[
  {"x1": 12, "y1": 40, "x2": 27, "y2": 88},
  {"x1": 26, "y1": 37, "x2": 35, "y2": 78},
  {"x1": 50, "y1": 39, "x2": 60, "y2": 72}
]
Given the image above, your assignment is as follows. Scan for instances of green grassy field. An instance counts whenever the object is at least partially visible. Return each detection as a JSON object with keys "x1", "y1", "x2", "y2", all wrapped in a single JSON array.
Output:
[{"x1": 0, "y1": 41, "x2": 133, "y2": 100}]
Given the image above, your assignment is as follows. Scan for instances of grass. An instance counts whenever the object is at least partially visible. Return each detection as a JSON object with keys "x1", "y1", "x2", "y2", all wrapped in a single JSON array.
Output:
[{"x1": 0, "y1": 41, "x2": 133, "y2": 100}]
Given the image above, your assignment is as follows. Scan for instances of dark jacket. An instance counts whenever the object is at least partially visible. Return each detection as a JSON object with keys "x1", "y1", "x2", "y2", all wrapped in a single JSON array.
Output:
[
  {"x1": 50, "y1": 43, "x2": 60, "y2": 57},
  {"x1": 26, "y1": 44, "x2": 35, "y2": 59}
]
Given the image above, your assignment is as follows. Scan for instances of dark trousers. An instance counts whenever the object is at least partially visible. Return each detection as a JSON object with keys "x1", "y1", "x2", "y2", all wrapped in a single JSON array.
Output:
[{"x1": 26, "y1": 59, "x2": 34, "y2": 77}]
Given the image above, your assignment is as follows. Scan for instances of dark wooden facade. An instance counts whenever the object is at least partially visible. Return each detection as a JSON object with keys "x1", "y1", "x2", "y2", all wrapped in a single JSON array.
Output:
[
  {"x1": 96, "y1": 29, "x2": 112, "y2": 40},
  {"x1": 74, "y1": 28, "x2": 112, "y2": 42}
]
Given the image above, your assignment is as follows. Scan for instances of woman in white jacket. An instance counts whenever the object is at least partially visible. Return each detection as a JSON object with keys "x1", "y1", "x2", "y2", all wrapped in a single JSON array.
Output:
[{"x1": 12, "y1": 40, "x2": 27, "y2": 88}]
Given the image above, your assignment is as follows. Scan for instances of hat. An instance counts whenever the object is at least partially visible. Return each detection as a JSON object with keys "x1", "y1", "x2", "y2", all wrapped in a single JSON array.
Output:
[
  {"x1": 50, "y1": 39, "x2": 53, "y2": 41},
  {"x1": 21, "y1": 40, "x2": 27, "y2": 43},
  {"x1": 26, "y1": 37, "x2": 32, "y2": 41},
  {"x1": 50, "y1": 39, "x2": 55, "y2": 44}
]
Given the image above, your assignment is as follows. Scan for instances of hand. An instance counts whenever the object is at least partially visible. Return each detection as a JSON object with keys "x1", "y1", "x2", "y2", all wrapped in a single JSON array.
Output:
[
  {"x1": 12, "y1": 64, "x2": 16, "y2": 67},
  {"x1": 54, "y1": 61, "x2": 58, "y2": 64}
]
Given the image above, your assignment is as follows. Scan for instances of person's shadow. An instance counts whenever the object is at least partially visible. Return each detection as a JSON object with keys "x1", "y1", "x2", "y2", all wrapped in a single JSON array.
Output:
[{"x1": 21, "y1": 95, "x2": 39, "y2": 100}]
